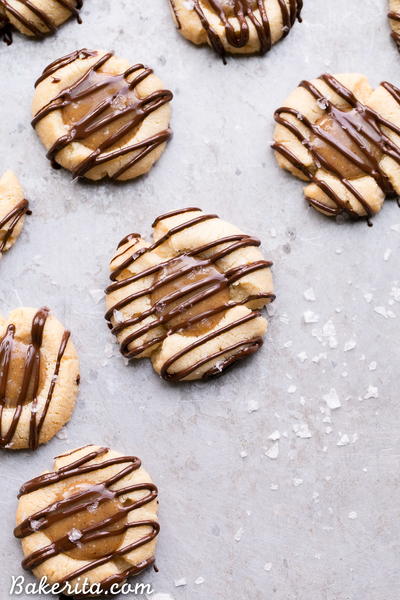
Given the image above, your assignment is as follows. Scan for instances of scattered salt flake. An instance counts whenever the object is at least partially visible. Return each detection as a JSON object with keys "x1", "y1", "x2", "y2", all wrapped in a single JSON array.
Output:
[
  {"x1": 89, "y1": 288, "x2": 104, "y2": 304},
  {"x1": 174, "y1": 579, "x2": 187, "y2": 588},
  {"x1": 323, "y1": 320, "x2": 338, "y2": 348},
  {"x1": 248, "y1": 400, "x2": 259, "y2": 413},
  {"x1": 293, "y1": 478, "x2": 303, "y2": 487},
  {"x1": 344, "y1": 339, "x2": 356, "y2": 352},
  {"x1": 265, "y1": 442, "x2": 279, "y2": 459},
  {"x1": 240, "y1": 450, "x2": 248, "y2": 459},
  {"x1": 384, "y1": 249, "x2": 392, "y2": 261},
  {"x1": 234, "y1": 527, "x2": 244, "y2": 542},
  {"x1": 304, "y1": 310, "x2": 319, "y2": 324},
  {"x1": 270, "y1": 483, "x2": 279, "y2": 491},
  {"x1": 364, "y1": 385, "x2": 379, "y2": 400},
  {"x1": 364, "y1": 293, "x2": 373, "y2": 303},
  {"x1": 348, "y1": 511, "x2": 358, "y2": 520},
  {"x1": 325, "y1": 426, "x2": 333, "y2": 435},
  {"x1": 288, "y1": 385, "x2": 297, "y2": 394},
  {"x1": 317, "y1": 98, "x2": 329, "y2": 110},
  {"x1": 374, "y1": 306, "x2": 388, "y2": 318},
  {"x1": 303, "y1": 288, "x2": 316, "y2": 302},
  {"x1": 337, "y1": 434, "x2": 350, "y2": 447},
  {"x1": 264, "y1": 562, "x2": 273, "y2": 572},
  {"x1": 30, "y1": 518, "x2": 45, "y2": 531},
  {"x1": 68, "y1": 528, "x2": 82, "y2": 542},
  {"x1": 297, "y1": 351, "x2": 308, "y2": 362},
  {"x1": 391, "y1": 287, "x2": 400, "y2": 302},
  {"x1": 390, "y1": 223, "x2": 400, "y2": 232},
  {"x1": 268, "y1": 430, "x2": 281, "y2": 441},
  {"x1": 195, "y1": 577, "x2": 205, "y2": 585},
  {"x1": 293, "y1": 423, "x2": 312, "y2": 439},
  {"x1": 368, "y1": 361, "x2": 377, "y2": 371},
  {"x1": 283, "y1": 340, "x2": 293, "y2": 348},
  {"x1": 323, "y1": 388, "x2": 341, "y2": 410},
  {"x1": 270, "y1": 228, "x2": 277, "y2": 238},
  {"x1": 56, "y1": 428, "x2": 68, "y2": 440},
  {"x1": 113, "y1": 309, "x2": 124, "y2": 323}
]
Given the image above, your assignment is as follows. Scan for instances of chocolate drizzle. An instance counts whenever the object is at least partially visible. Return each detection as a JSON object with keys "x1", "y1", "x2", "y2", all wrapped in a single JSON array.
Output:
[
  {"x1": 32, "y1": 49, "x2": 173, "y2": 180},
  {"x1": 105, "y1": 208, "x2": 275, "y2": 381},
  {"x1": 170, "y1": 0, "x2": 302, "y2": 61},
  {"x1": 0, "y1": 0, "x2": 83, "y2": 43},
  {"x1": 0, "y1": 307, "x2": 70, "y2": 450},
  {"x1": 273, "y1": 74, "x2": 400, "y2": 222},
  {"x1": 0, "y1": 198, "x2": 29, "y2": 253},
  {"x1": 14, "y1": 446, "x2": 159, "y2": 593},
  {"x1": 389, "y1": 10, "x2": 400, "y2": 50}
]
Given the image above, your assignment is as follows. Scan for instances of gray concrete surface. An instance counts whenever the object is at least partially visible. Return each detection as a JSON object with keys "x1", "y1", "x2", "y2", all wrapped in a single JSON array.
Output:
[{"x1": 1, "y1": 0, "x2": 400, "y2": 599}]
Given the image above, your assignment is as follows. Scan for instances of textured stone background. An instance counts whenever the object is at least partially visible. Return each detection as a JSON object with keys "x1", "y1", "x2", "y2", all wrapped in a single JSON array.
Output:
[{"x1": 1, "y1": 1, "x2": 400, "y2": 599}]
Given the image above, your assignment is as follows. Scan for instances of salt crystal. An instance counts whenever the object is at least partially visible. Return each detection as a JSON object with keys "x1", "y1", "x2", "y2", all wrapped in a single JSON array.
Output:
[
  {"x1": 270, "y1": 484, "x2": 279, "y2": 491},
  {"x1": 348, "y1": 511, "x2": 358, "y2": 520},
  {"x1": 297, "y1": 351, "x2": 308, "y2": 362},
  {"x1": 304, "y1": 310, "x2": 319, "y2": 324},
  {"x1": 268, "y1": 430, "x2": 281, "y2": 441},
  {"x1": 68, "y1": 528, "x2": 82, "y2": 542},
  {"x1": 390, "y1": 224, "x2": 400, "y2": 232},
  {"x1": 234, "y1": 527, "x2": 244, "y2": 542},
  {"x1": 293, "y1": 423, "x2": 312, "y2": 439},
  {"x1": 248, "y1": 400, "x2": 259, "y2": 413},
  {"x1": 113, "y1": 309, "x2": 124, "y2": 323},
  {"x1": 304, "y1": 288, "x2": 316, "y2": 302},
  {"x1": 364, "y1": 385, "x2": 378, "y2": 400},
  {"x1": 89, "y1": 288, "x2": 104, "y2": 304},
  {"x1": 317, "y1": 98, "x2": 329, "y2": 110},
  {"x1": 288, "y1": 385, "x2": 297, "y2": 394},
  {"x1": 337, "y1": 434, "x2": 350, "y2": 447},
  {"x1": 293, "y1": 478, "x2": 303, "y2": 487},
  {"x1": 174, "y1": 579, "x2": 187, "y2": 588},
  {"x1": 195, "y1": 577, "x2": 205, "y2": 585},
  {"x1": 30, "y1": 519, "x2": 45, "y2": 531},
  {"x1": 368, "y1": 361, "x2": 377, "y2": 371},
  {"x1": 264, "y1": 562, "x2": 273, "y2": 572},
  {"x1": 323, "y1": 388, "x2": 341, "y2": 410},
  {"x1": 240, "y1": 450, "x2": 248, "y2": 459},
  {"x1": 374, "y1": 306, "x2": 388, "y2": 318},
  {"x1": 384, "y1": 249, "x2": 392, "y2": 261},
  {"x1": 265, "y1": 442, "x2": 279, "y2": 459},
  {"x1": 364, "y1": 293, "x2": 373, "y2": 303},
  {"x1": 344, "y1": 339, "x2": 356, "y2": 352}
]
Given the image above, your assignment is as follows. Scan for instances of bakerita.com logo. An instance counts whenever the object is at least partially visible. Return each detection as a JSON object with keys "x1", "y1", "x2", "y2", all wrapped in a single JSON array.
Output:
[{"x1": 10, "y1": 575, "x2": 154, "y2": 596}]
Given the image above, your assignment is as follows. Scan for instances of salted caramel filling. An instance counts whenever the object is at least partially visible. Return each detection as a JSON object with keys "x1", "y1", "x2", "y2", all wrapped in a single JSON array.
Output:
[
  {"x1": 310, "y1": 109, "x2": 383, "y2": 180},
  {"x1": 62, "y1": 70, "x2": 141, "y2": 151},
  {"x1": 46, "y1": 482, "x2": 127, "y2": 561},
  {"x1": 204, "y1": 0, "x2": 258, "y2": 17},
  {"x1": 4, "y1": 340, "x2": 45, "y2": 408},
  {"x1": 151, "y1": 255, "x2": 230, "y2": 336}
]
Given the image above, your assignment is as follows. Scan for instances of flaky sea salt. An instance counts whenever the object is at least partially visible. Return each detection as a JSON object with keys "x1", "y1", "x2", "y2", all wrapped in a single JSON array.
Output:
[
  {"x1": 303, "y1": 288, "x2": 316, "y2": 302},
  {"x1": 174, "y1": 579, "x2": 187, "y2": 588},
  {"x1": 248, "y1": 400, "x2": 259, "y2": 413},
  {"x1": 364, "y1": 385, "x2": 379, "y2": 400},
  {"x1": 293, "y1": 423, "x2": 312, "y2": 439},
  {"x1": 265, "y1": 442, "x2": 279, "y2": 459},
  {"x1": 304, "y1": 310, "x2": 319, "y2": 324},
  {"x1": 337, "y1": 434, "x2": 350, "y2": 447},
  {"x1": 323, "y1": 388, "x2": 341, "y2": 410},
  {"x1": 68, "y1": 528, "x2": 83, "y2": 542},
  {"x1": 264, "y1": 562, "x2": 273, "y2": 572}
]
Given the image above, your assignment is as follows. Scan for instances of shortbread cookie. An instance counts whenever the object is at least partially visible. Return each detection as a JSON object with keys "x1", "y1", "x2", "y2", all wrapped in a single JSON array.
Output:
[
  {"x1": 0, "y1": 170, "x2": 29, "y2": 254},
  {"x1": 0, "y1": 307, "x2": 79, "y2": 450},
  {"x1": 31, "y1": 49, "x2": 173, "y2": 182},
  {"x1": 389, "y1": 0, "x2": 400, "y2": 49},
  {"x1": 105, "y1": 207, "x2": 275, "y2": 382},
  {"x1": 168, "y1": 0, "x2": 303, "y2": 61},
  {"x1": 0, "y1": 0, "x2": 82, "y2": 44},
  {"x1": 273, "y1": 73, "x2": 400, "y2": 222},
  {"x1": 14, "y1": 445, "x2": 159, "y2": 595}
]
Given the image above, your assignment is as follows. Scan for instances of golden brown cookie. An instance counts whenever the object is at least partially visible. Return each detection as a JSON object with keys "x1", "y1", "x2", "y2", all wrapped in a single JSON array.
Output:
[
  {"x1": 14, "y1": 445, "x2": 159, "y2": 595},
  {"x1": 0, "y1": 0, "x2": 82, "y2": 44},
  {"x1": 32, "y1": 49, "x2": 173, "y2": 182},
  {"x1": 273, "y1": 73, "x2": 400, "y2": 222},
  {"x1": 168, "y1": 0, "x2": 303, "y2": 61},
  {"x1": 0, "y1": 170, "x2": 29, "y2": 255},
  {"x1": 0, "y1": 306, "x2": 79, "y2": 450},
  {"x1": 105, "y1": 207, "x2": 275, "y2": 382}
]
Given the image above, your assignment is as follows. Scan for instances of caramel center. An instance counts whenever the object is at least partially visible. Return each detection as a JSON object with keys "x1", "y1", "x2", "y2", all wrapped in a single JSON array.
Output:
[
  {"x1": 310, "y1": 109, "x2": 383, "y2": 180},
  {"x1": 151, "y1": 255, "x2": 230, "y2": 336},
  {"x1": 4, "y1": 340, "x2": 45, "y2": 408},
  {"x1": 46, "y1": 482, "x2": 127, "y2": 561},
  {"x1": 62, "y1": 71, "x2": 140, "y2": 151}
]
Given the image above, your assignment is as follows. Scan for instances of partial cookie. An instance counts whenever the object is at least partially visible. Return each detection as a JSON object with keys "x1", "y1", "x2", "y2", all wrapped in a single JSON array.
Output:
[
  {"x1": 0, "y1": 170, "x2": 29, "y2": 254},
  {"x1": 105, "y1": 207, "x2": 275, "y2": 382},
  {"x1": 168, "y1": 0, "x2": 303, "y2": 61},
  {"x1": 273, "y1": 73, "x2": 400, "y2": 222},
  {"x1": 32, "y1": 49, "x2": 173, "y2": 182},
  {"x1": 0, "y1": 0, "x2": 82, "y2": 43},
  {"x1": 14, "y1": 445, "x2": 159, "y2": 595},
  {"x1": 389, "y1": 0, "x2": 400, "y2": 50},
  {"x1": 0, "y1": 307, "x2": 79, "y2": 450}
]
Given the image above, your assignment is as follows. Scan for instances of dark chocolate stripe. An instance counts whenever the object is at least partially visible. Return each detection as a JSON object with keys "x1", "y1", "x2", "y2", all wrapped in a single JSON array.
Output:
[
  {"x1": 273, "y1": 73, "x2": 400, "y2": 221},
  {"x1": 15, "y1": 448, "x2": 159, "y2": 593},
  {"x1": 32, "y1": 49, "x2": 173, "y2": 180},
  {"x1": 0, "y1": 307, "x2": 71, "y2": 450},
  {"x1": 0, "y1": 198, "x2": 29, "y2": 253}
]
